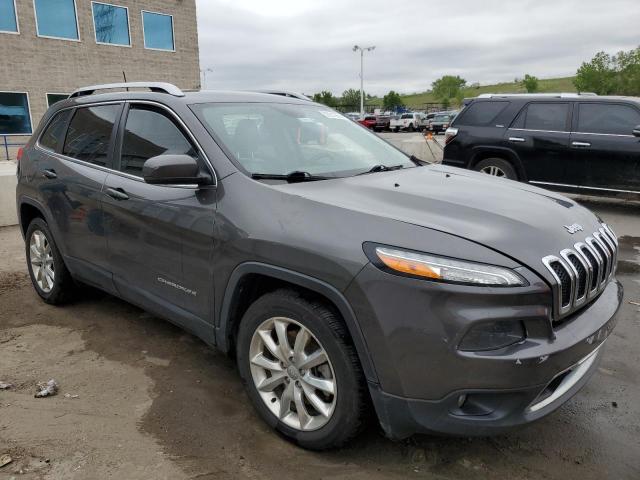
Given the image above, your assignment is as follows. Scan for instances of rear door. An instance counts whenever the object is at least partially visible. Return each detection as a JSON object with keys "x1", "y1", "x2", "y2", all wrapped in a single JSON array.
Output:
[
  {"x1": 102, "y1": 102, "x2": 216, "y2": 322},
  {"x1": 506, "y1": 101, "x2": 571, "y2": 184},
  {"x1": 35, "y1": 103, "x2": 122, "y2": 292},
  {"x1": 570, "y1": 102, "x2": 640, "y2": 192}
]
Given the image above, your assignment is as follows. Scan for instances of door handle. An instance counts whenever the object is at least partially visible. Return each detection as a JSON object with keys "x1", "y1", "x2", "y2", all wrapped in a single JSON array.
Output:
[
  {"x1": 572, "y1": 141, "x2": 591, "y2": 148},
  {"x1": 508, "y1": 137, "x2": 526, "y2": 143},
  {"x1": 41, "y1": 169, "x2": 57, "y2": 179},
  {"x1": 106, "y1": 187, "x2": 129, "y2": 201}
]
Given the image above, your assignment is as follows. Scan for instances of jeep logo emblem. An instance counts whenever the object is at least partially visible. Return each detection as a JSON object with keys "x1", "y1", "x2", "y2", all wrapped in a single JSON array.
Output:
[{"x1": 564, "y1": 223, "x2": 584, "y2": 234}]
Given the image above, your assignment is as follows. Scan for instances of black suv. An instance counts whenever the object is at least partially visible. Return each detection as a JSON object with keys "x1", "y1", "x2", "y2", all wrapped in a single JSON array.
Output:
[
  {"x1": 16, "y1": 83, "x2": 622, "y2": 450},
  {"x1": 443, "y1": 94, "x2": 640, "y2": 195}
]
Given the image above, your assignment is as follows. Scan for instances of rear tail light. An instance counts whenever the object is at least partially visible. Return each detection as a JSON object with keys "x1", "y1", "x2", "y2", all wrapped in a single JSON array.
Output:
[
  {"x1": 444, "y1": 127, "x2": 459, "y2": 145},
  {"x1": 16, "y1": 147, "x2": 24, "y2": 162}
]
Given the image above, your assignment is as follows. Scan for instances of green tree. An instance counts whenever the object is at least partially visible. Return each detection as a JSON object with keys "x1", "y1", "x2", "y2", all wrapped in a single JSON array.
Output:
[
  {"x1": 521, "y1": 74, "x2": 539, "y2": 93},
  {"x1": 341, "y1": 88, "x2": 362, "y2": 109},
  {"x1": 574, "y1": 51, "x2": 617, "y2": 94},
  {"x1": 431, "y1": 75, "x2": 466, "y2": 102},
  {"x1": 615, "y1": 46, "x2": 640, "y2": 96},
  {"x1": 382, "y1": 90, "x2": 404, "y2": 111},
  {"x1": 312, "y1": 91, "x2": 338, "y2": 107},
  {"x1": 441, "y1": 97, "x2": 450, "y2": 110}
]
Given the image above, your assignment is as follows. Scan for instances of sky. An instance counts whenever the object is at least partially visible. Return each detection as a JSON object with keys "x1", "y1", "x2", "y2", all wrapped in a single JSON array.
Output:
[{"x1": 196, "y1": 0, "x2": 640, "y2": 96}]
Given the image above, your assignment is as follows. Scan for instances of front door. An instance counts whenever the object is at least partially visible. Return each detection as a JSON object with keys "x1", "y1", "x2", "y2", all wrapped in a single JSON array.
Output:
[
  {"x1": 505, "y1": 101, "x2": 571, "y2": 185},
  {"x1": 102, "y1": 102, "x2": 216, "y2": 323},
  {"x1": 570, "y1": 102, "x2": 640, "y2": 193}
]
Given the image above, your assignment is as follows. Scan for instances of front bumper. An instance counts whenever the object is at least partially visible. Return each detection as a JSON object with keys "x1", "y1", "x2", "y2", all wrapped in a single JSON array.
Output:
[
  {"x1": 345, "y1": 264, "x2": 623, "y2": 439},
  {"x1": 368, "y1": 341, "x2": 606, "y2": 438}
]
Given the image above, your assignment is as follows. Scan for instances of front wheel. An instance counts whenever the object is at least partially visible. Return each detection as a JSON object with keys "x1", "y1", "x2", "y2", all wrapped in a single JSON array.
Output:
[
  {"x1": 236, "y1": 289, "x2": 367, "y2": 450},
  {"x1": 474, "y1": 158, "x2": 518, "y2": 180}
]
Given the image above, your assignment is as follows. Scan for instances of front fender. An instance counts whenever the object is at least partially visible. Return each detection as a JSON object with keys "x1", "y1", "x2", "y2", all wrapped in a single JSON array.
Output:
[{"x1": 216, "y1": 261, "x2": 378, "y2": 383}]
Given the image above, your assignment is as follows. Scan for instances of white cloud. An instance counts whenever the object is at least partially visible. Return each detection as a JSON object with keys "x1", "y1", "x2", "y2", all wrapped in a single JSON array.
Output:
[{"x1": 196, "y1": 0, "x2": 640, "y2": 96}]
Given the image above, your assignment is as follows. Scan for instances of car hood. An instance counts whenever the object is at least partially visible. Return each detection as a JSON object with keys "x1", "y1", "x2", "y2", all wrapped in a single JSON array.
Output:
[{"x1": 278, "y1": 165, "x2": 604, "y2": 277}]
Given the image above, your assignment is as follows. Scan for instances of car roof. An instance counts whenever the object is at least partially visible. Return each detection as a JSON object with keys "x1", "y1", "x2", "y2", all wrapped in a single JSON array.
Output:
[
  {"x1": 51, "y1": 89, "x2": 317, "y2": 112},
  {"x1": 469, "y1": 94, "x2": 640, "y2": 105}
]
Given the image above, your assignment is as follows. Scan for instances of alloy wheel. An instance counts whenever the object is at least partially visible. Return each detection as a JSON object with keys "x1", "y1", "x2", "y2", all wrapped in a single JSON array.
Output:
[
  {"x1": 29, "y1": 230, "x2": 55, "y2": 293},
  {"x1": 480, "y1": 165, "x2": 507, "y2": 177},
  {"x1": 249, "y1": 317, "x2": 337, "y2": 431}
]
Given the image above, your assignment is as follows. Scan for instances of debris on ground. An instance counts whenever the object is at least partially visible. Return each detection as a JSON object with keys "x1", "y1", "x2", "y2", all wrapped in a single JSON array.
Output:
[
  {"x1": 0, "y1": 382, "x2": 12, "y2": 390},
  {"x1": 34, "y1": 379, "x2": 59, "y2": 398},
  {"x1": 629, "y1": 301, "x2": 640, "y2": 306},
  {"x1": 64, "y1": 393, "x2": 79, "y2": 399},
  {"x1": 0, "y1": 453, "x2": 12, "y2": 468}
]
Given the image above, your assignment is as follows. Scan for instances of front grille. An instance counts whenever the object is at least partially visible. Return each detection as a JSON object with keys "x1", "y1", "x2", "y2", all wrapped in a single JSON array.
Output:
[{"x1": 542, "y1": 224, "x2": 618, "y2": 321}]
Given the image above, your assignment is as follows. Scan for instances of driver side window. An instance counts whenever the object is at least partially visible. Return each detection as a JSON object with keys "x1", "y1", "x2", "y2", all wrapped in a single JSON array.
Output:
[{"x1": 120, "y1": 105, "x2": 199, "y2": 177}]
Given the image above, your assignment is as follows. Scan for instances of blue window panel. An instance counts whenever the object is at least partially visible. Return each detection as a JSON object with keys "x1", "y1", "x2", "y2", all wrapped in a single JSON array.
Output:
[
  {"x1": 34, "y1": 0, "x2": 79, "y2": 40},
  {"x1": 92, "y1": 2, "x2": 130, "y2": 46},
  {"x1": 0, "y1": 92, "x2": 32, "y2": 135},
  {"x1": 142, "y1": 11, "x2": 174, "y2": 51},
  {"x1": 0, "y1": 0, "x2": 18, "y2": 32}
]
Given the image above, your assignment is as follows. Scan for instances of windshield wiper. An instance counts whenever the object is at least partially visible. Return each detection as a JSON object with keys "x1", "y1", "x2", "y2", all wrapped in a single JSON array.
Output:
[
  {"x1": 358, "y1": 164, "x2": 405, "y2": 175},
  {"x1": 251, "y1": 171, "x2": 331, "y2": 183}
]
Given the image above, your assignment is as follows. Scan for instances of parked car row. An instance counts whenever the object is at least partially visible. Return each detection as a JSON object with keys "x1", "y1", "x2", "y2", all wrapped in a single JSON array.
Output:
[{"x1": 353, "y1": 110, "x2": 459, "y2": 133}]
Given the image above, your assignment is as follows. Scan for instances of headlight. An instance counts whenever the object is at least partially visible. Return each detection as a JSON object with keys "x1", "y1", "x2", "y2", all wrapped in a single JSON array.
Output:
[{"x1": 369, "y1": 246, "x2": 527, "y2": 287}]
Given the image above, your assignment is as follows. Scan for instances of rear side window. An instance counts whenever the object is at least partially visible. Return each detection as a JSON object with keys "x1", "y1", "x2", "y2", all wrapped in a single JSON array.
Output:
[
  {"x1": 513, "y1": 103, "x2": 569, "y2": 132},
  {"x1": 455, "y1": 101, "x2": 509, "y2": 126},
  {"x1": 576, "y1": 103, "x2": 640, "y2": 135},
  {"x1": 39, "y1": 109, "x2": 73, "y2": 152},
  {"x1": 120, "y1": 105, "x2": 198, "y2": 177},
  {"x1": 63, "y1": 105, "x2": 121, "y2": 166}
]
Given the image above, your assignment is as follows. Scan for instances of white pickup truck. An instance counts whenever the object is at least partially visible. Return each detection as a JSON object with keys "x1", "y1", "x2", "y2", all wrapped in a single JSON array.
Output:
[{"x1": 390, "y1": 112, "x2": 424, "y2": 132}]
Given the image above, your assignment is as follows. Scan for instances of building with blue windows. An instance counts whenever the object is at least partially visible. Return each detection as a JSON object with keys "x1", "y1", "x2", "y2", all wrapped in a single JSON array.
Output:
[{"x1": 0, "y1": 0, "x2": 199, "y2": 139}]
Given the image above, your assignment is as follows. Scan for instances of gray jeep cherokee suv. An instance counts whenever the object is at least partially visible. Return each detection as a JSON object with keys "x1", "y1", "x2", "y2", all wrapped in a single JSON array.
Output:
[{"x1": 16, "y1": 82, "x2": 623, "y2": 450}]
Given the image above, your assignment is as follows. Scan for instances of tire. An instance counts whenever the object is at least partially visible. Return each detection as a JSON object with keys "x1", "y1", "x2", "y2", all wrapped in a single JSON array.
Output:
[
  {"x1": 236, "y1": 289, "x2": 367, "y2": 450},
  {"x1": 25, "y1": 218, "x2": 76, "y2": 304},
  {"x1": 474, "y1": 158, "x2": 518, "y2": 180},
  {"x1": 408, "y1": 123, "x2": 415, "y2": 132}
]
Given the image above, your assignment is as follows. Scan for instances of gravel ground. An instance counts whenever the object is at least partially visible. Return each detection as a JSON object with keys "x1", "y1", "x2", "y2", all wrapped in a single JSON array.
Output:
[{"x1": 0, "y1": 195, "x2": 639, "y2": 480}]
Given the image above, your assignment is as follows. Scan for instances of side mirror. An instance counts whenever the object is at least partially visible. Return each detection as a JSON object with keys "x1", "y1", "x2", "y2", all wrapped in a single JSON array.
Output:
[
  {"x1": 142, "y1": 154, "x2": 210, "y2": 185},
  {"x1": 633, "y1": 125, "x2": 640, "y2": 137}
]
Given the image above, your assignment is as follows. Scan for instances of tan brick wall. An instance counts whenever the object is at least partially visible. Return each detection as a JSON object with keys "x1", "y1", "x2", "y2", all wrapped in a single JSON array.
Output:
[{"x1": 0, "y1": 0, "x2": 200, "y2": 132}]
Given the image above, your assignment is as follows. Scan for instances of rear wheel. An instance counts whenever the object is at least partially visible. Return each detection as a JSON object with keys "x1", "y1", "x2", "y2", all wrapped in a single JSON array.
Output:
[
  {"x1": 236, "y1": 289, "x2": 366, "y2": 450},
  {"x1": 474, "y1": 158, "x2": 518, "y2": 180},
  {"x1": 25, "y1": 218, "x2": 76, "y2": 304}
]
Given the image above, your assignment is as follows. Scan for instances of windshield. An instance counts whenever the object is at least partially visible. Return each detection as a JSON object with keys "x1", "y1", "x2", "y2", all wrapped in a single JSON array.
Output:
[
  {"x1": 401, "y1": 114, "x2": 413, "y2": 119},
  {"x1": 434, "y1": 115, "x2": 450, "y2": 122},
  {"x1": 191, "y1": 103, "x2": 415, "y2": 178}
]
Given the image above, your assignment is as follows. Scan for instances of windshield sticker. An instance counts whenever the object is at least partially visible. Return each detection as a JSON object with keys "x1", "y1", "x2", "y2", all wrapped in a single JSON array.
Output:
[{"x1": 319, "y1": 110, "x2": 348, "y2": 120}]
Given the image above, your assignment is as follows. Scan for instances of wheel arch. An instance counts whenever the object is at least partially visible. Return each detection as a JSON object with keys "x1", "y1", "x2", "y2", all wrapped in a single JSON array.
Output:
[
  {"x1": 18, "y1": 197, "x2": 60, "y2": 242},
  {"x1": 469, "y1": 147, "x2": 527, "y2": 181},
  {"x1": 217, "y1": 262, "x2": 378, "y2": 383}
]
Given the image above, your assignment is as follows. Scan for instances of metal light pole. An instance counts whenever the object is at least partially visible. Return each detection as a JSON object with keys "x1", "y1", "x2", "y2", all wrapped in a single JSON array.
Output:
[
  {"x1": 353, "y1": 45, "x2": 375, "y2": 116},
  {"x1": 200, "y1": 67, "x2": 213, "y2": 90}
]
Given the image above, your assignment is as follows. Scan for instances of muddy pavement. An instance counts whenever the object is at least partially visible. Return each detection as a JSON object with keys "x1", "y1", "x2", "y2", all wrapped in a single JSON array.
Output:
[{"x1": 0, "y1": 198, "x2": 639, "y2": 479}]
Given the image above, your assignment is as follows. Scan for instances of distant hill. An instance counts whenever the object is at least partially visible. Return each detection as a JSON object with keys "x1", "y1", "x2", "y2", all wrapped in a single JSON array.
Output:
[{"x1": 369, "y1": 77, "x2": 577, "y2": 107}]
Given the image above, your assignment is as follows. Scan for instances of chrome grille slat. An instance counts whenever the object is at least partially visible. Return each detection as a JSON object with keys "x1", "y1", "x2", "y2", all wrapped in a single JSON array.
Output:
[{"x1": 542, "y1": 224, "x2": 618, "y2": 322}]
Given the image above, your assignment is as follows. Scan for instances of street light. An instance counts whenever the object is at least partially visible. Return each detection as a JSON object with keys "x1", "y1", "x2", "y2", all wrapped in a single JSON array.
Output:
[
  {"x1": 352, "y1": 45, "x2": 375, "y2": 116},
  {"x1": 200, "y1": 67, "x2": 213, "y2": 90}
]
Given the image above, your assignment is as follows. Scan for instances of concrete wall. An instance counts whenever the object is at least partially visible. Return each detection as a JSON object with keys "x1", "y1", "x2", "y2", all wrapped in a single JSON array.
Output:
[
  {"x1": 0, "y1": 162, "x2": 18, "y2": 227},
  {"x1": 0, "y1": 0, "x2": 200, "y2": 131}
]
